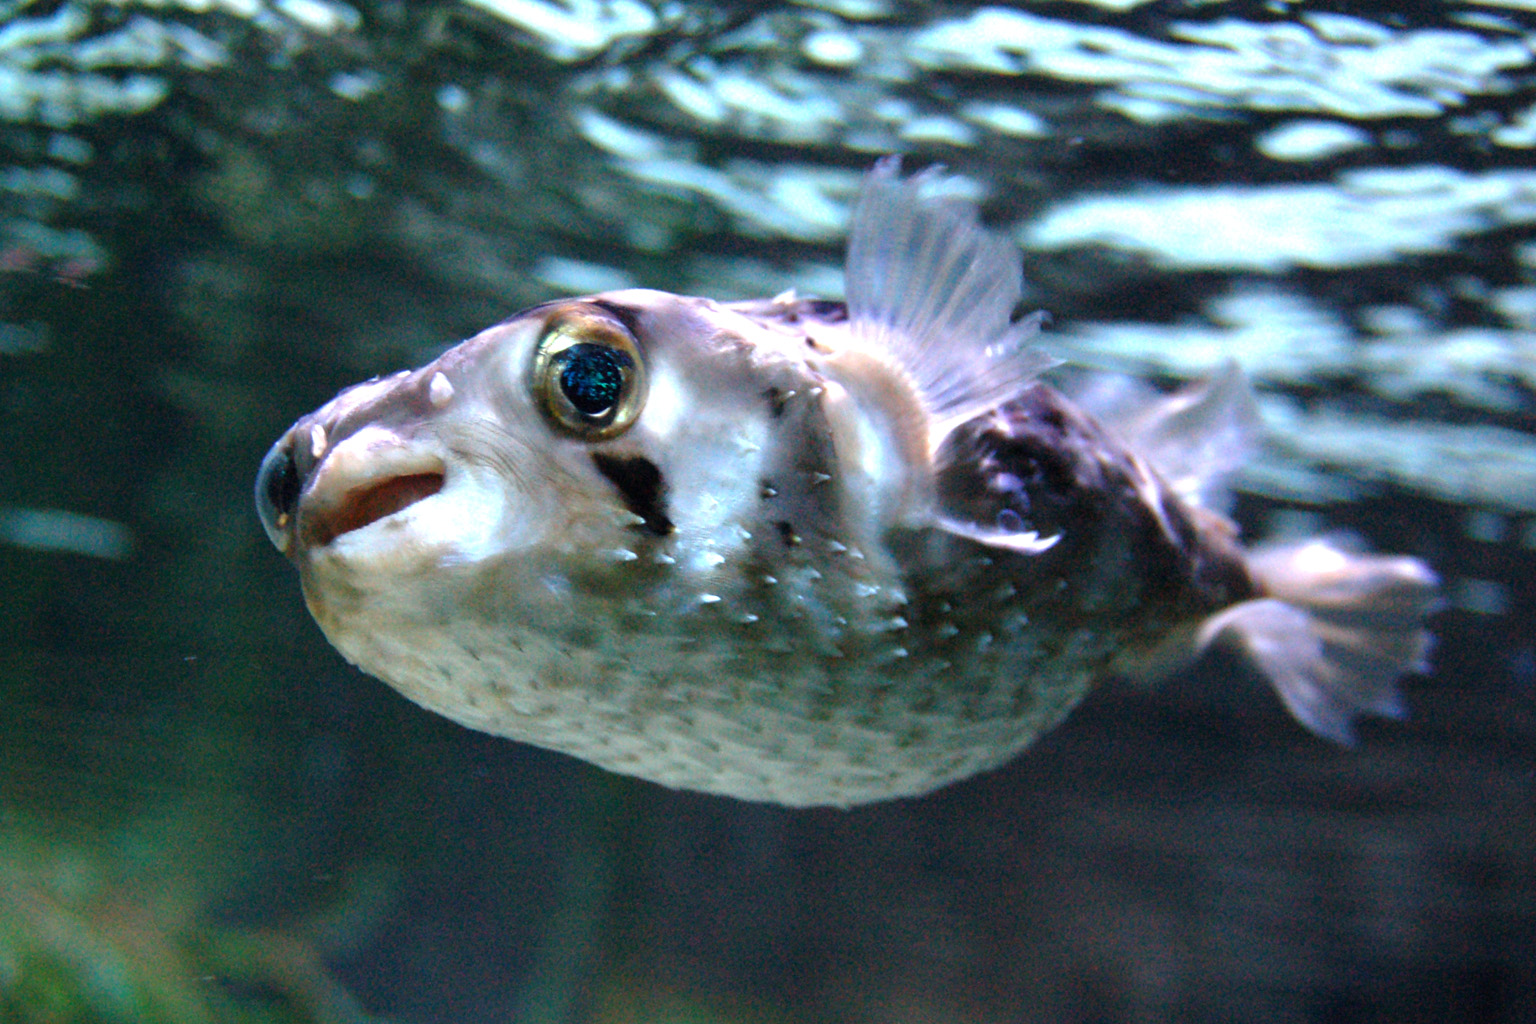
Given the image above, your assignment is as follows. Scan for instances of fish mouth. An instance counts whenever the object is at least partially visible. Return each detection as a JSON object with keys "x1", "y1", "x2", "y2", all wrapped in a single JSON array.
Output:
[
  {"x1": 294, "y1": 426, "x2": 449, "y2": 553},
  {"x1": 309, "y1": 470, "x2": 446, "y2": 548}
]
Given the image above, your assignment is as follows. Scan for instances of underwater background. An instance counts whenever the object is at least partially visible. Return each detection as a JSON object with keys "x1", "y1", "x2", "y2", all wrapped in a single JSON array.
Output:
[{"x1": 1, "y1": 0, "x2": 1532, "y2": 1021}]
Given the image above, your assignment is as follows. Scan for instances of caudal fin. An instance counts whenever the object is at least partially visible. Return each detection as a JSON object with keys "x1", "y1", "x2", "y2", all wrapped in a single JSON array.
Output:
[{"x1": 1195, "y1": 539, "x2": 1440, "y2": 744}]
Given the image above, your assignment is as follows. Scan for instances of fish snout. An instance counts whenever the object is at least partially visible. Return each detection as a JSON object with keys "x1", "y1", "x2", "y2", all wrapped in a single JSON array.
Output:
[
  {"x1": 292, "y1": 425, "x2": 447, "y2": 555},
  {"x1": 258, "y1": 422, "x2": 449, "y2": 558}
]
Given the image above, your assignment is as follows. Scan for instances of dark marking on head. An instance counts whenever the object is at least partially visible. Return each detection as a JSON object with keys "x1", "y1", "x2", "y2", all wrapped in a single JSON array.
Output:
[
  {"x1": 775, "y1": 520, "x2": 801, "y2": 546},
  {"x1": 755, "y1": 297, "x2": 848, "y2": 326},
  {"x1": 763, "y1": 387, "x2": 788, "y2": 418},
  {"x1": 803, "y1": 299, "x2": 848, "y2": 322},
  {"x1": 592, "y1": 453, "x2": 674, "y2": 536}
]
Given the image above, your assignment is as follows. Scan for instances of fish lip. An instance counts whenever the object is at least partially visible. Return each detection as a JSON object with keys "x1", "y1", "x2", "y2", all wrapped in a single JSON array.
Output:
[
  {"x1": 296, "y1": 432, "x2": 448, "y2": 552},
  {"x1": 305, "y1": 469, "x2": 447, "y2": 549}
]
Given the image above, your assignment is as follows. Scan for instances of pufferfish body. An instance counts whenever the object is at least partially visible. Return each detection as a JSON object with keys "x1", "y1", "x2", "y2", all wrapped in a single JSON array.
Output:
[{"x1": 256, "y1": 160, "x2": 1438, "y2": 807}]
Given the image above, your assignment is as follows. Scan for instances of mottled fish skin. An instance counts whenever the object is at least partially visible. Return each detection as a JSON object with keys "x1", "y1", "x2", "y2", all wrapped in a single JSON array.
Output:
[
  {"x1": 257, "y1": 160, "x2": 1438, "y2": 807},
  {"x1": 930, "y1": 384, "x2": 1258, "y2": 664}
]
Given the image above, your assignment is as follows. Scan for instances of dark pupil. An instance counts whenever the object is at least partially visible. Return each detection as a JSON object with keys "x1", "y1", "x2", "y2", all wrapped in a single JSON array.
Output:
[{"x1": 557, "y1": 344, "x2": 628, "y2": 417}]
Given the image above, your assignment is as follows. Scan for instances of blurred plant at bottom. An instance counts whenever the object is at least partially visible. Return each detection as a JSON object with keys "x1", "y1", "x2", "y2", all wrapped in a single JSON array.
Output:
[{"x1": 0, "y1": 799, "x2": 397, "y2": 1024}]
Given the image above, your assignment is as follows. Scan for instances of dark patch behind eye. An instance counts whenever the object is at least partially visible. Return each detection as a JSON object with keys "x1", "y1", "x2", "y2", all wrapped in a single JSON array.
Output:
[{"x1": 591, "y1": 453, "x2": 674, "y2": 536}]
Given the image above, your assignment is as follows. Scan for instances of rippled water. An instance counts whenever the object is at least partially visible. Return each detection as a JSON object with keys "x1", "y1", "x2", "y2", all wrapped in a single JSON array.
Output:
[{"x1": 1, "y1": 1, "x2": 1532, "y2": 1021}]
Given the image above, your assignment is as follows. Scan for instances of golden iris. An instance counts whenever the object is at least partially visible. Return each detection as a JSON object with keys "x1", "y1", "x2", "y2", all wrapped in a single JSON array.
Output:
[{"x1": 529, "y1": 306, "x2": 647, "y2": 440}]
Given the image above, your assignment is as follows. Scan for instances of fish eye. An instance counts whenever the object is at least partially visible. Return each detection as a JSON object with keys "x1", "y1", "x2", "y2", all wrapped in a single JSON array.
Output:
[{"x1": 529, "y1": 308, "x2": 647, "y2": 440}]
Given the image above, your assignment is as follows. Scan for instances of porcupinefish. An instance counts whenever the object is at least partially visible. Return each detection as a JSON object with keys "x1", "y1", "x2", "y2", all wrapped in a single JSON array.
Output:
[{"x1": 256, "y1": 159, "x2": 1438, "y2": 807}]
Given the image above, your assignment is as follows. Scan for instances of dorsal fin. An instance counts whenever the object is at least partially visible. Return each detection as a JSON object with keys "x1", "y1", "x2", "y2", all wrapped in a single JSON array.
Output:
[
  {"x1": 1066, "y1": 361, "x2": 1260, "y2": 511},
  {"x1": 844, "y1": 158, "x2": 1056, "y2": 446}
]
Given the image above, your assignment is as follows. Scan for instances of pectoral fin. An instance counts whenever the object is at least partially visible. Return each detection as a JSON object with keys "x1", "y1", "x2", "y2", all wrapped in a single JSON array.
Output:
[{"x1": 844, "y1": 158, "x2": 1057, "y2": 447}]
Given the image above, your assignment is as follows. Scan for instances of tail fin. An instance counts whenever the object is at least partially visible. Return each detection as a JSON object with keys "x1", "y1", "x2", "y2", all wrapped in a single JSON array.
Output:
[{"x1": 1195, "y1": 539, "x2": 1440, "y2": 744}]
